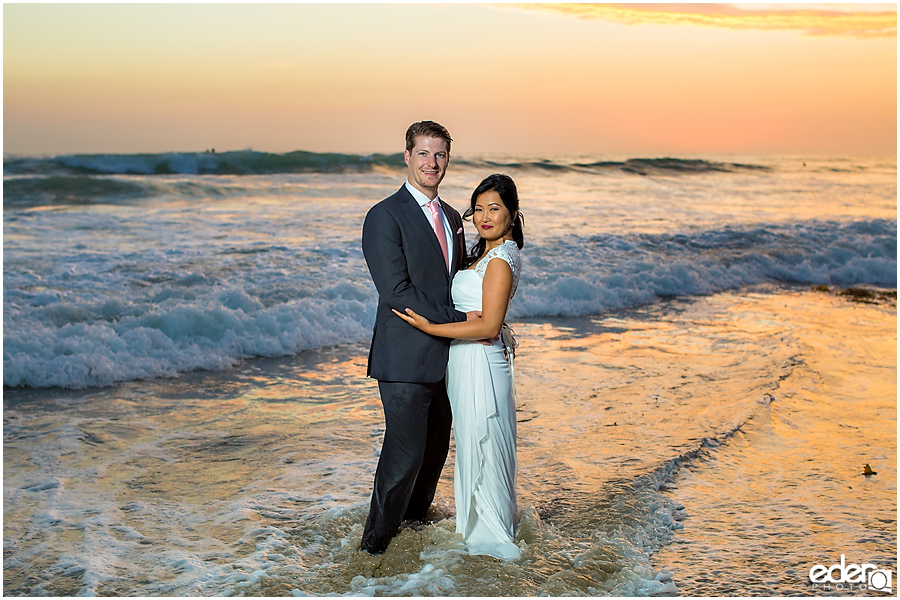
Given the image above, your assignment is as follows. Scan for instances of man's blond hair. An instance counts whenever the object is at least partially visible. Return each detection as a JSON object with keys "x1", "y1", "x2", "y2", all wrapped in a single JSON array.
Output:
[{"x1": 405, "y1": 121, "x2": 452, "y2": 153}]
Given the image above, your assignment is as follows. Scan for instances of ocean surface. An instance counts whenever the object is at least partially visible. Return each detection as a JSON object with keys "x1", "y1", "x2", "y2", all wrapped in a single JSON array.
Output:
[{"x1": 3, "y1": 152, "x2": 896, "y2": 596}]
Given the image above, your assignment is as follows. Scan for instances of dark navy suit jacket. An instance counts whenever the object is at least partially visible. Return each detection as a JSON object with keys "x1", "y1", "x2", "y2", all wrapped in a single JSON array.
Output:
[{"x1": 362, "y1": 185, "x2": 467, "y2": 382}]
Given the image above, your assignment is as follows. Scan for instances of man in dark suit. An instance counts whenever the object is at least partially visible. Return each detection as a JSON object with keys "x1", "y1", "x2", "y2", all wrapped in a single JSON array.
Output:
[{"x1": 360, "y1": 120, "x2": 473, "y2": 554}]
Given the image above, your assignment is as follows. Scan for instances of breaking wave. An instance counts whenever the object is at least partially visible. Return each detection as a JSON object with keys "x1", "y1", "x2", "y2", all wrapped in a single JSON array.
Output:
[{"x1": 4, "y1": 219, "x2": 894, "y2": 389}]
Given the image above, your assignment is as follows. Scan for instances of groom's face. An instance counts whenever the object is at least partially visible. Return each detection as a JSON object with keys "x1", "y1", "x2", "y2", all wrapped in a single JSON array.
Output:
[{"x1": 405, "y1": 136, "x2": 450, "y2": 199}]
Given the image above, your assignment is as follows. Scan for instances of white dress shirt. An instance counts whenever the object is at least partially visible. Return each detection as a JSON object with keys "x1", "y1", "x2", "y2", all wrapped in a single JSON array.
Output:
[{"x1": 405, "y1": 181, "x2": 454, "y2": 270}]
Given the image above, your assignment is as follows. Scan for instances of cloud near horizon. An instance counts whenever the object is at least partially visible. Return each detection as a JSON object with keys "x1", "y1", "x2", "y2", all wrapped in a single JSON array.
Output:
[{"x1": 514, "y1": 3, "x2": 897, "y2": 38}]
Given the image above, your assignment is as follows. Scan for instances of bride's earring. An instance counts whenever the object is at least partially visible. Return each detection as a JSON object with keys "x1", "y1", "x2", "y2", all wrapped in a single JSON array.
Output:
[{"x1": 505, "y1": 213, "x2": 517, "y2": 237}]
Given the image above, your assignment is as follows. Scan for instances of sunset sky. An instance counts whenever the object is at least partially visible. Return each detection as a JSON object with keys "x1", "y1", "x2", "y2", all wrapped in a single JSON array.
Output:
[{"x1": 3, "y1": 3, "x2": 897, "y2": 157}]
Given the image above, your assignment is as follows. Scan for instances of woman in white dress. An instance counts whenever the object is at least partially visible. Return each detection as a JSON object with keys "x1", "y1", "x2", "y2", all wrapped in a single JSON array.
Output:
[{"x1": 393, "y1": 173, "x2": 524, "y2": 560}]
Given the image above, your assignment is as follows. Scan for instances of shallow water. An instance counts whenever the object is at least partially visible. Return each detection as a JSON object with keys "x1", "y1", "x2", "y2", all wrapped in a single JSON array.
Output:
[
  {"x1": 4, "y1": 286, "x2": 894, "y2": 596},
  {"x1": 652, "y1": 289, "x2": 897, "y2": 596}
]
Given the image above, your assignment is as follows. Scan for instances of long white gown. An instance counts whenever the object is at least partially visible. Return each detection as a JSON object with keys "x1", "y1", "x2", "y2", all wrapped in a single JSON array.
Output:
[{"x1": 446, "y1": 240, "x2": 522, "y2": 561}]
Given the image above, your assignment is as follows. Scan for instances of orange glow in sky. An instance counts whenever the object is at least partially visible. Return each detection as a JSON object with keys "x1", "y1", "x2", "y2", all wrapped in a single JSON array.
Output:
[
  {"x1": 523, "y1": 4, "x2": 897, "y2": 37},
  {"x1": 3, "y1": 3, "x2": 896, "y2": 157}
]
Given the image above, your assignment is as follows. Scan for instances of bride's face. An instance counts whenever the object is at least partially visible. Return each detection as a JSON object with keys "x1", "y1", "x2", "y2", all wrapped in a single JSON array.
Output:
[{"x1": 472, "y1": 190, "x2": 514, "y2": 243}]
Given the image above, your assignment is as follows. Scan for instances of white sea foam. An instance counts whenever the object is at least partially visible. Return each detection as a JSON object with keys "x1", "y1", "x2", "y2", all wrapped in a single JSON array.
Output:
[{"x1": 5, "y1": 408, "x2": 689, "y2": 595}]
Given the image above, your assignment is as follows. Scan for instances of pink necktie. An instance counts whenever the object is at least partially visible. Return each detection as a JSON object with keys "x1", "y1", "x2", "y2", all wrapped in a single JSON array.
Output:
[{"x1": 427, "y1": 200, "x2": 450, "y2": 270}]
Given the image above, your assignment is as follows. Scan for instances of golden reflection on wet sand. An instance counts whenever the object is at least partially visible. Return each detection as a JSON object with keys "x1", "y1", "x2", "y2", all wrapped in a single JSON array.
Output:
[
  {"x1": 3, "y1": 287, "x2": 895, "y2": 596},
  {"x1": 649, "y1": 288, "x2": 896, "y2": 596}
]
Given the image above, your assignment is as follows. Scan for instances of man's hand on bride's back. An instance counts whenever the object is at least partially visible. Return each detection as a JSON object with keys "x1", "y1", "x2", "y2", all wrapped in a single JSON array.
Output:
[{"x1": 391, "y1": 307, "x2": 431, "y2": 332}]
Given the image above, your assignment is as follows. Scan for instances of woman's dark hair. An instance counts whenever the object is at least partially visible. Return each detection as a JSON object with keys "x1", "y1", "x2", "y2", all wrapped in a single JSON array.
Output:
[{"x1": 462, "y1": 173, "x2": 524, "y2": 268}]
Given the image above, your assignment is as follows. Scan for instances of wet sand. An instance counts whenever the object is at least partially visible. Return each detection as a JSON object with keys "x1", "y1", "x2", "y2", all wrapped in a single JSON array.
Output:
[
  {"x1": 3, "y1": 285, "x2": 896, "y2": 596},
  {"x1": 652, "y1": 286, "x2": 897, "y2": 596}
]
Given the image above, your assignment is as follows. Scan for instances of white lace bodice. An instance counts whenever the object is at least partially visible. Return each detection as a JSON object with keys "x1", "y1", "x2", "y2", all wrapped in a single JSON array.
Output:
[
  {"x1": 452, "y1": 241, "x2": 521, "y2": 313},
  {"x1": 473, "y1": 240, "x2": 521, "y2": 298}
]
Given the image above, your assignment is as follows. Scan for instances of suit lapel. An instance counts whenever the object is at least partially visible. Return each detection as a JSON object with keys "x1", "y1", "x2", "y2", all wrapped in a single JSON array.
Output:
[{"x1": 440, "y1": 201, "x2": 465, "y2": 278}]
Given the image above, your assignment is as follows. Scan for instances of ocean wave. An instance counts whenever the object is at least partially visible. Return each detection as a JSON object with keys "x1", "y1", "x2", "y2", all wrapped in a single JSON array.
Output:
[
  {"x1": 4, "y1": 151, "x2": 774, "y2": 178},
  {"x1": 514, "y1": 220, "x2": 896, "y2": 317},
  {"x1": 2, "y1": 175, "x2": 284, "y2": 208},
  {"x1": 575, "y1": 157, "x2": 771, "y2": 175},
  {"x1": 3, "y1": 176, "x2": 148, "y2": 207},
  {"x1": 3, "y1": 218, "x2": 894, "y2": 390},
  {"x1": 463, "y1": 157, "x2": 772, "y2": 175},
  {"x1": 3, "y1": 290, "x2": 375, "y2": 390},
  {"x1": 4, "y1": 150, "x2": 407, "y2": 177}
]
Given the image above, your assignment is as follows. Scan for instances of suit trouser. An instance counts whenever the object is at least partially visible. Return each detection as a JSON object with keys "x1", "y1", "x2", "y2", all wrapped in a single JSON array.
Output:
[{"x1": 360, "y1": 379, "x2": 452, "y2": 553}]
